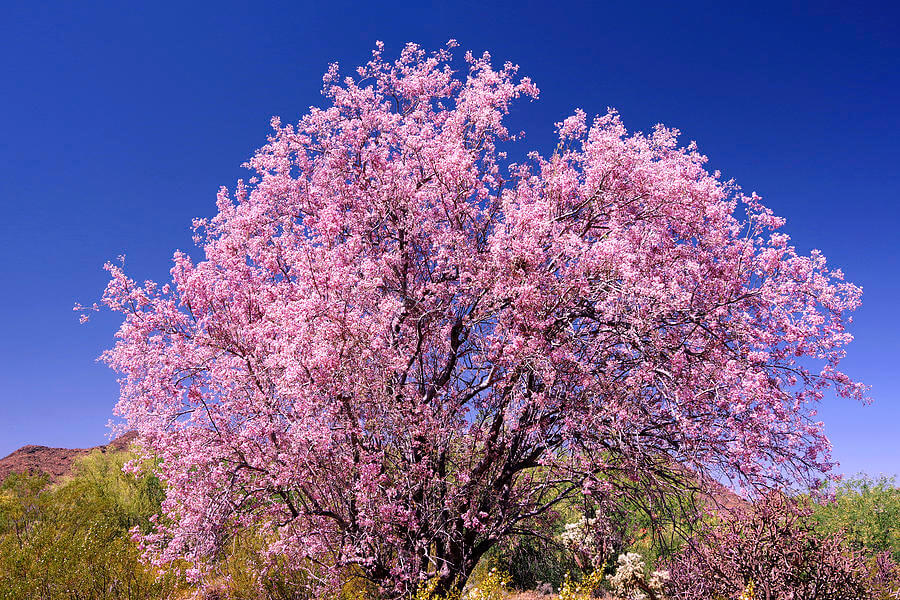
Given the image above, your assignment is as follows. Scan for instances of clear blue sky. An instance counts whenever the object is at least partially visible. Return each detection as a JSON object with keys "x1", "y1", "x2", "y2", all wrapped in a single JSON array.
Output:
[{"x1": 1, "y1": 1, "x2": 897, "y2": 478}]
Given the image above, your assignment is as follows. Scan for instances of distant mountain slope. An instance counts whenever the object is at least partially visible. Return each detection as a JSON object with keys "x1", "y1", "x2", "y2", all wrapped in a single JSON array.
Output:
[{"x1": 0, "y1": 431, "x2": 137, "y2": 483}]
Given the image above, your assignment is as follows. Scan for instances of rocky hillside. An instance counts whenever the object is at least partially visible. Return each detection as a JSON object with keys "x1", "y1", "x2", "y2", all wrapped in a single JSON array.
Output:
[{"x1": 0, "y1": 431, "x2": 137, "y2": 483}]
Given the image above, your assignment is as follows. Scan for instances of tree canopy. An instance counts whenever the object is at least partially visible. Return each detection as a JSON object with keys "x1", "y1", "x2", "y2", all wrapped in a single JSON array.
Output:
[{"x1": 92, "y1": 42, "x2": 863, "y2": 597}]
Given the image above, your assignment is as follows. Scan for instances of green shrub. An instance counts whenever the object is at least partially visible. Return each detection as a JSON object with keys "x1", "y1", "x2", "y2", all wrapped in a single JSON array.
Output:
[
  {"x1": 211, "y1": 528, "x2": 320, "y2": 600},
  {"x1": 812, "y1": 474, "x2": 900, "y2": 560},
  {"x1": 0, "y1": 450, "x2": 182, "y2": 600},
  {"x1": 480, "y1": 532, "x2": 579, "y2": 592}
]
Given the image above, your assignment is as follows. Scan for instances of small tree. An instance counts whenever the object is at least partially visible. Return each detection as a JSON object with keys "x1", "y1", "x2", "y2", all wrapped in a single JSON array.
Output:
[{"x1": 90, "y1": 42, "x2": 864, "y2": 597}]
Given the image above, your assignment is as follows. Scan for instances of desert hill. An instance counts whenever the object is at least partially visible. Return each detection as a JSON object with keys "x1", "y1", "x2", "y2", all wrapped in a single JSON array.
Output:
[{"x1": 0, "y1": 431, "x2": 137, "y2": 483}]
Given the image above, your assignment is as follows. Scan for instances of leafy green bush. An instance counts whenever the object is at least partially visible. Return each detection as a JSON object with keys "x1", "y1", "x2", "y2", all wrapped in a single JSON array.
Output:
[
  {"x1": 481, "y1": 530, "x2": 579, "y2": 592},
  {"x1": 812, "y1": 474, "x2": 900, "y2": 560},
  {"x1": 0, "y1": 450, "x2": 182, "y2": 600},
  {"x1": 210, "y1": 528, "x2": 322, "y2": 600}
]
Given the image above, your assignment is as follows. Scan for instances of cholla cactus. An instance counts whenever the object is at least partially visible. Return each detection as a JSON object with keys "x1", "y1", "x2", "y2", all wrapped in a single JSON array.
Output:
[
  {"x1": 738, "y1": 580, "x2": 755, "y2": 600},
  {"x1": 558, "y1": 514, "x2": 622, "y2": 569},
  {"x1": 608, "y1": 552, "x2": 668, "y2": 600},
  {"x1": 648, "y1": 569, "x2": 670, "y2": 593},
  {"x1": 559, "y1": 517, "x2": 599, "y2": 544},
  {"x1": 608, "y1": 552, "x2": 646, "y2": 591},
  {"x1": 558, "y1": 516, "x2": 600, "y2": 562}
]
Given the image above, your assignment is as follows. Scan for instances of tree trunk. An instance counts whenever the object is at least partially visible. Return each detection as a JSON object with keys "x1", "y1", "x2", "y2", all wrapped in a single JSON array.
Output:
[{"x1": 431, "y1": 539, "x2": 493, "y2": 599}]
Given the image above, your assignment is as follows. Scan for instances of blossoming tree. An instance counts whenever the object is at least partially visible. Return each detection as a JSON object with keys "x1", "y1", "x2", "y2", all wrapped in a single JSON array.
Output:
[{"x1": 92, "y1": 42, "x2": 864, "y2": 596}]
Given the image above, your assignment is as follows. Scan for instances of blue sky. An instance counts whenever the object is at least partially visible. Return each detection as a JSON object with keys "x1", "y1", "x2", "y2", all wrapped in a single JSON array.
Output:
[{"x1": 1, "y1": 1, "x2": 897, "y2": 478}]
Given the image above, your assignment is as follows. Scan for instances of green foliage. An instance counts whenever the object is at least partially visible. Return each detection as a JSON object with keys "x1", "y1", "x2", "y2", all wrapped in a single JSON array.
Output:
[
  {"x1": 557, "y1": 569, "x2": 603, "y2": 600},
  {"x1": 15, "y1": 450, "x2": 895, "y2": 600},
  {"x1": 0, "y1": 448, "x2": 343, "y2": 600},
  {"x1": 211, "y1": 528, "x2": 320, "y2": 600},
  {"x1": 482, "y1": 531, "x2": 579, "y2": 591},
  {"x1": 477, "y1": 471, "x2": 697, "y2": 594},
  {"x1": 0, "y1": 472, "x2": 50, "y2": 544},
  {"x1": 0, "y1": 450, "x2": 182, "y2": 600},
  {"x1": 812, "y1": 474, "x2": 900, "y2": 560},
  {"x1": 465, "y1": 568, "x2": 509, "y2": 600}
]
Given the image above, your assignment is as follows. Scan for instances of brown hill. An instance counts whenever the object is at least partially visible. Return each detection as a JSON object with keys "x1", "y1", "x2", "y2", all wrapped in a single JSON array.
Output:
[
  {"x1": 698, "y1": 475, "x2": 750, "y2": 512},
  {"x1": 0, "y1": 431, "x2": 138, "y2": 483}
]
